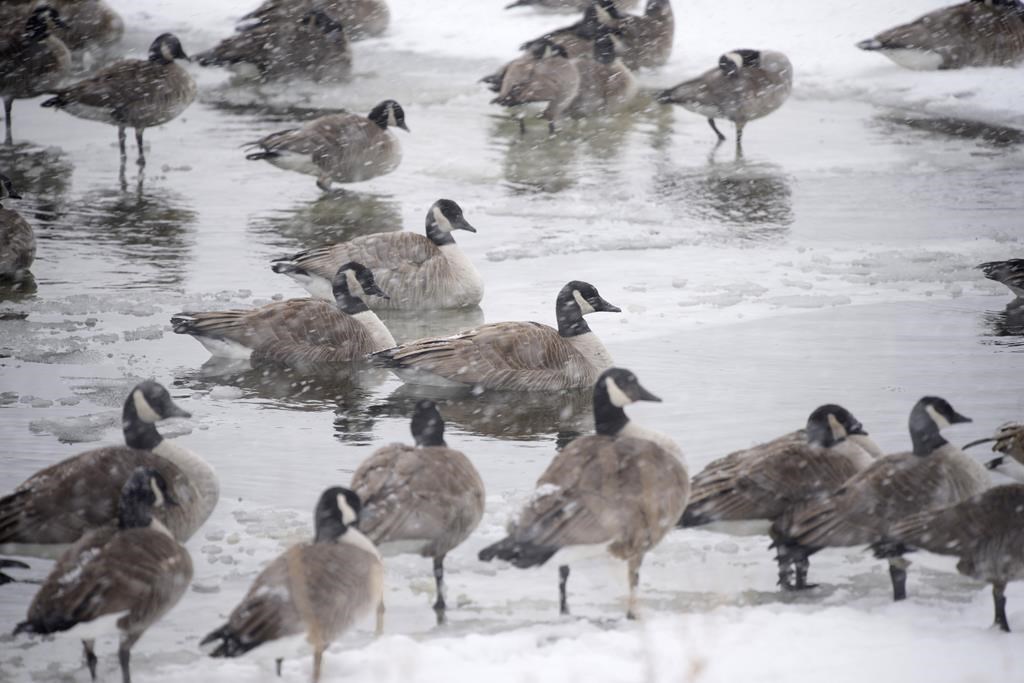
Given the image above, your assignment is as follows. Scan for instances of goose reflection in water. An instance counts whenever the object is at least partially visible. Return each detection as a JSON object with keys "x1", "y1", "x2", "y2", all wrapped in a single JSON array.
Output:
[{"x1": 981, "y1": 303, "x2": 1024, "y2": 346}]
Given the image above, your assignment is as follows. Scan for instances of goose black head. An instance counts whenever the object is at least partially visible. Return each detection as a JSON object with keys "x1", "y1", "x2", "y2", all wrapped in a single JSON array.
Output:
[
  {"x1": 908, "y1": 396, "x2": 971, "y2": 456},
  {"x1": 529, "y1": 39, "x2": 569, "y2": 60},
  {"x1": 805, "y1": 404, "x2": 867, "y2": 448},
  {"x1": 368, "y1": 100, "x2": 409, "y2": 132},
  {"x1": 332, "y1": 261, "x2": 389, "y2": 313},
  {"x1": 149, "y1": 33, "x2": 190, "y2": 64},
  {"x1": 593, "y1": 32, "x2": 619, "y2": 65},
  {"x1": 555, "y1": 280, "x2": 621, "y2": 337},
  {"x1": 718, "y1": 49, "x2": 761, "y2": 76},
  {"x1": 25, "y1": 6, "x2": 67, "y2": 41},
  {"x1": 122, "y1": 380, "x2": 191, "y2": 450},
  {"x1": 0, "y1": 174, "x2": 21, "y2": 201},
  {"x1": 301, "y1": 9, "x2": 346, "y2": 35},
  {"x1": 425, "y1": 199, "x2": 476, "y2": 245},
  {"x1": 593, "y1": 0, "x2": 624, "y2": 23},
  {"x1": 314, "y1": 486, "x2": 362, "y2": 541},
  {"x1": 592, "y1": 367, "x2": 660, "y2": 436},
  {"x1": 411, "y1": 399, "x2": 446, "y2": 447},
  {"x1": 119, "y1": 467, "x2": 177, "y2": 530}
]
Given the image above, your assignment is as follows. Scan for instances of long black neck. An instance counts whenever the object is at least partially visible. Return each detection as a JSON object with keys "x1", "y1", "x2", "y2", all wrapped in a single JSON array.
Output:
[
  {"x1": 122, "y1": 394, "x2": 163, "y2": 450},
  {"x1": 592, "y1": 382, "x2": 628, "y2": 436},
  {"x1": 314, "y1": 513, "x2": 347, "y2": 543},
  {"x1": 555, "y1": 289, "x2": 590, "y2": 338},
  {"x1": 333, "y1": 283, "x2": 369, "y2": 315},
  {"x1": 425, "y1": 212, "x2": 456, "y2": 246},
  {"x1": 416, "y1": 433, "x2": 446, "y2": 447},
  {"x1": 26, "y1": 16, "x2": 51, "y2": 42},
  {"x1": 118, "y1": 498, "x2": 154, "y2": 530},
  {"x1": 911, "y1": 426, "x2": 947, "y2": 456},
  {"x1": 149, "y1": 43, "x2": 171, "y2": 64}
]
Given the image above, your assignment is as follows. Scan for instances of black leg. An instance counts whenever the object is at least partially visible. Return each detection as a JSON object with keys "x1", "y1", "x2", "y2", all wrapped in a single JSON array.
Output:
[
  {"x1": 776, "y1": 547, "x2": 795, "y2": 591},
  {"x1": 518, "y1": 117, "x2": 526, "y2": 136},
  {"x1": 275, "y1": 658, "x2": 283, "y2": 677},
  {"x1": 794, "y1": 557, "x2": 817, "y2": 590},
  {"x1": 707, "y1": 118, "x2": 726, "y2": 142},
  {"x1": 889, "y1": 560, "x2": 907, "y2": 602},
  {"x1": 735, "y1": 123, "x2": 745, "y2": 148},
  {"x1": 626, "y1": 556, "x2": 641, "y2": 620},
  {"x1": 118, "y1": 644, "x2": 131, "y2": 683},
  {"x1": 994, "y1": 582, "x2": 1010, "y2": 632},
  {"x1": 118, "y1": 126, "x2": 126, "y2": 158},
  {"x1": 558, "y1": 565, "x2": 570, "y2": 616},
  {"x1": 433, "y1": 555, "x2": 447, "y2": 625},
  {"x1": 4, "y1": 97, "x2": 12, "y2": 146},
  {"x1": 82, "y1": 640, "x2": 98, "y2": 681},
  {"x1": 135, "y1": 129, "x2": 145, "y2": 167}
]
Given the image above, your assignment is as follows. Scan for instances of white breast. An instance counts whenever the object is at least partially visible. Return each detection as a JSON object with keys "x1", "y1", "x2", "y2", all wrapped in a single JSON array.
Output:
[
  {"x1": 619, "y1": 421, "x2": 687, "y2": 469},
  {"x1": 566, "y1": 332, "x2": 614, "y2": 373},
  {"x1": 880, "y1": 48, "x2": 944, "y2": 70},
  {"x1": 350, "y1": 310, "x2": 395, "y2": 350},
  {"x1": 437, "y1": 244, "x2": 484, "y2": 307}
]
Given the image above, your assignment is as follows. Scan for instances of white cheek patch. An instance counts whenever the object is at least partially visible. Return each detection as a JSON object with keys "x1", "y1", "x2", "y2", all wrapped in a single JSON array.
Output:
[
  {"x1": 926, "y1": 404, "x2": 952, "y2": 430},
  {"x1": 432, "y1": 205, "x2": 453, "y2": 233},
  {"x1": 345, "y1": 269, "x2": 365, "y2": 299},
  {"x1": 605, "y1": 377, "x2": 632, "y2": 407},
  {"x1": 133, "y1": 390, "x2": 163, "y2": 424},
  {"x1": 827, "y1": 413, "x2": 847, "y2": 442},
  {"x1": 386, "y1": 106, "x2": 398, "y2": 128},
  {"x1": 150, "y1": 477, "x2": 165, "y2": 508},
  {"x1": 161, "y1": 42, "x2": 175, "y2": 62},
  {"x1": 724, "y1": 52, "x2": 744, "y2": 71},
  {"x1": 572, "y1": 290, "x2": 596, "y2": 315},
  {"x1": 337, "y1": 494, "x2": 357, "y2": 525},
  {"x1": 595, "y1": 5, "x2": 614, "y2": 25}
]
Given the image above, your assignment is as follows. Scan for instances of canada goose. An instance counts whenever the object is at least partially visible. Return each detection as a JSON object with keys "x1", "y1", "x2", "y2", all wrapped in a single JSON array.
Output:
[
  {"x1": 778, "y1": 397, "x2": 989, "y2": 601},
  {"x1": 492, "y1": 40, "x2": 581, "y2": 133},
  {"x1": 200, "y1": 487, "x2": 384, "y2": 682},
  {"x1": 239, "y1": 0, "x2": 389, "y2": 40},
  {"x1": 680, "y1": 405, "x2": 881, "y2": 590},
  {"x1": 0, "y1": 6, "x2": 71, "y2": 145},
  {"x1": 41, "y1": 33, "x2": 197, "y2": 166},
  {"x1": 0, "y1": 1, "x2": 123, "y2": 54},
  {"x1": 271, "y1": 199, "x2": 482, "y2": 310},
  {"x1": 605, "y1": 0, "x2": 674, "y2": 70},
  {"x1": 172, "y1": 262, "x2": 394, "y2": 364},
  {"x1": 351, "y1": 400, "x2": 484, "y2": 625},
  {"x1": 856, "y1": 0, "x2": 1024, "y2": 70},
  {"x1": 196, "y1": 9, "x2": 352, "y2": 82},
  {"x1": 568, "y1": 31, "x2": 639, "y2": 117},
  {"x1": 13, "y1": 467, "x2": 193, "y2": 683},
  {"x1": 479, "y1": 368, "x2": 688, "y2": 618},
  {"x1": 964, "y1": 422, "x2": 1024, "y2": 479},
  {"x1": 0, "y1": 174, "x2": 35, "y2": 281},
  {"x1": 246, "y1": 100, "x2": 408, "y2": 190},
  {"x1": 0, "y1": 381, "x2": 217, "y2": 562},
  {"x1": 978, "y1": 258, "x2": 1024, "y2": 301},
  {"x1": 371, "y1": 280, "x2": 620, "y2": 392},
  {"x1": 657, "y1": 49, "x2": 793, "y2": 148}
]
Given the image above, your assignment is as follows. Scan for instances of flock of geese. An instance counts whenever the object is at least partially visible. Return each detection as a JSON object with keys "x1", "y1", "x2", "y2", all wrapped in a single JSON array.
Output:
[{"x1": 2, "y1": 0, "x2": 1024, "y2": 681}]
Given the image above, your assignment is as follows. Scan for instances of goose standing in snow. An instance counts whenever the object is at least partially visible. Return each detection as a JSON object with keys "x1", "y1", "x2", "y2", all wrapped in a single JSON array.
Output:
[
  {"x1": 200, "y1": 487, "x2": 384, "y2": 682},
  {"x1": 602, "y1": 0, "x2": 674, "y2": 70},
  {"x1": 680, "y1": 405, "x2": 881, "y2": 590},
  {"x1": 0, "y1": 174, "x2": 35, "y2": 281},
  {"x1": 0, "y1": 381, "x2": 215, "y2": 577},
  {"x1": 978, "y1": 258, "x2": 1024, "y2": 302},
  {"x1": 0, "y1": 6, "x2": 71, "y2": 145},
  {"x1": 857, "y1": 0, "x2": 1024, "y2": 70},
  {"x1": 13, "y1": 467, "x2": 193, "y2": 683},
  {"x1": 372, "y1": 280, "x2": 620, "y2": 392},
  {"x1": 272, "y1": 199, "x2": 482, "y2": 309},
  {"x1": 491, "y1": 40, "x2": 581, "y2": 134},
  {"x1": 172, "y1": 262, "x2": 394, "y2": 367},
  {"x1": 238, "y1": 0, "x2": 389, "y2": 40},
  {"x1": 351, "y1": 400, "x2": 484, "y2": 624},
  {"x1": 246, "y1": 100, "x2": 407, "y2": 190},
  {"x1": 479, "y1": 368, "x2": 688, "y2": 618},
  {"x1": 777, "y1": 396, "x2": 988, "y2": 601},
  {"x1": 41, "y1": 33, "x2": 196, "y2": 166},
  {"x1": 657, "y1": 49, "x2": 793, "y2": 148},
  {"x1": 568, "y1": 30, "x2": 639, "y2": 117},
  {"x1": 0, "y1": 1, "x2": 123, "y2": 56}
]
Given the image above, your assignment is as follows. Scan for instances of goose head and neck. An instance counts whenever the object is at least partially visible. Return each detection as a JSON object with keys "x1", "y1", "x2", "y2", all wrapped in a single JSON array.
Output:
[
  {"x1": 24, "y1": 6, "x2": 66, "y2": 42},
  {"x1": 122, "y1": 380, "x2": 192, "y2": 451},
  {"x1": 719, "y1": 49, "x2": 761, "y2": 76},
  {"x1": 149, "y1": 33, "x2": 190, "y2": 65},
  {"x1": 331, "y1": 262, "x2": 396, "y2": 350},
  {"x1": 118, "y1": 467, "x2": 177, "y2": 533},
  {"x1": 314, "y1": 486, "x2": 380, "y2": 557},
  {"x1": 593, "y1": 30, "x2": 621, "y2": 66},
  {"x1": 555, "y1": 280, "x2": 621, "y2": 338},
  {"x1": 411, "y1": 399, "x2": 446, "y2": 447},
  {"x1": 805, "y1": 404, "x2": 866, "y2": 448},
  {"x1": 301, "y1": 9, "x2": 347, "y2": 42},
  {"x1": 425, "y1": 198, "x2": 476, "y2": 247},
  {"x1": 581, "y1": 2, "x2": 621, "y2": 39},
  {"x1": 908, "y1": 396, "x2": 971, "y2": 457},
  {"x1": 368, "y1": 100, "x2": 410, "y2": 132},
  {"x1": 0, "y1": 174, "x2": 21, "y2": 209},
  {"x1": 592, "y1": 367, "x2": 661, "y2": 436}
]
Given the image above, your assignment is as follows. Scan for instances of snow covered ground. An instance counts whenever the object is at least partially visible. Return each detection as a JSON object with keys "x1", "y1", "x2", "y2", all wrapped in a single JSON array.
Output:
[{"x1": 1, "y1": 0, "x2": 1023, "y2": 681}]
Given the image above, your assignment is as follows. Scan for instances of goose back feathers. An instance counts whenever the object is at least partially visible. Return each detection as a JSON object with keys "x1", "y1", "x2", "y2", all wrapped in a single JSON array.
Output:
[{"x1": 0, "y1": 174, "x2": 34, "y2": 280}]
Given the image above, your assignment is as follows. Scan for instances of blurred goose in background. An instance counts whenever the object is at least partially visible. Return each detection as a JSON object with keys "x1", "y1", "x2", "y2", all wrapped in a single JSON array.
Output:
[
  {"x1": 479, "y1": 368, "x2": 688, "y2": 618},
  {"x1": 0, "y1": 381, "x2": 215, "y2": 574},
  {"x1": 857, "y1": 0, "x2": 1024, "y2": 70},
  {"x1": 680, "y1": 405, "x2": 881, "y2": 590},
  {"x1": 964, "y1": 421, "x2": 1024, "y2": 479},
  {"x1": 13, "y1": 468, "x2": 193, "y2": 683},
  {"x1": 657, "y1": 49, "x2": 793, "y2": 148},
  {"x1": 0, "y1": 174, "x2": 35, "y2": 282},
  {"x1": 351, "y1": 400, "x2": 484, "y2": 625},
  {"x1": 568, "y1": 30, "x2": 639, "y2": 117},
  {"x1": 0, "y1": 1, "x2": 122, "y2": 56},
  {"x1": 200, "y1": 487, "x2": 384, "y2": 682},
  {"x1": 777, "y1": 397, "x2": 988, "y2": 601},
  {"x1": 196, "y1": 9, "x2": 352, "y2": 82},
  {"x1": 172, "y1": 262, "x2": 394, "y2": 367},
  {"x1": 506, "y1": 0, "x2": 637, "y2": 11},
  {"x1": 246, "y1": 100, "x2": 408, "y2": 190},
  {"x1": 0, "y1": 6, "x2": 71, "y2": 145},
  {"x1": 372, "y1": 280, "x2": 620, "y2": 392},
  {"x1": 978, "y1": 258, "x2": 1024, "y2": 302},
  {"x1": 239, "y1": 0, "x2": 389, "y2": 40},
  {"x1": 491, "y1": 40, "x2": 581, "y2": 133},
  {"x1": 272, "y1": 199, "x2": 482, "y2": 310},
  {"x1": 41, "y1": 33, "x2": 196, "y2": 166},
  {"x1": 602, "y1": 0, "x2": 674, "y2": 70}
]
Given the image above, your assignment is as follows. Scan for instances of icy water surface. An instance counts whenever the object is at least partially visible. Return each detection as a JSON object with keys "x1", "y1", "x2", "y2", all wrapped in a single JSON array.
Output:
[{"x1": 2, "y1": 1, "x2": 1024, "y2": 681}]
